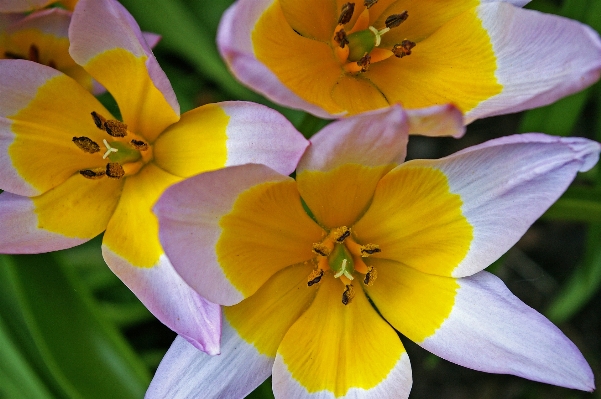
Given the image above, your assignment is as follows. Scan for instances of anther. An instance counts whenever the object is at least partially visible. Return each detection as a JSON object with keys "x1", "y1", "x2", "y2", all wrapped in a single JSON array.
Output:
[
  {"x1": 338, "y1": 2, "x2": 355, "y2": 25},
  {"x1": 102, "y1": 139, "x2": 118, "y2": 159},
  {"x1": 79, "y1": 168, "x2": 106, "y2": 179},
  {"x1": 312, "y1": 243, "x2": 331, "y2": 257},
  {"x1": 364, "y1": 0, "x2": 378, "y2": 9},
  {"x1": 357, "y1": 52, "x2": 371, "y2": 72},
  {"x1": 91, "y1": 111, "x2": 107, "y2": 130},
  {"x1": 392, "y1": 40, "x2": 416, "y2": 58},
  {"x1": 342, "y1": 284, "x2": 355, "y2": 305},
  {"x1": 331, "y1": 226, "x2": 351, "y2": 243},
  {"x1": 72, "y1": 137, "x2": 100, "y2": 154},
  {"x1": 385, "y1": 12, "x2": 408, "y2": 29},
  {"x1": 360, "y1": 243, "x2": 381, "y2": 257},
  {"x1": 130, "y1": 139, "x2": 149, "y2": 151},
  {"x1": 364, "y1": 266, "x2": 377, "y2": 286},
  {"x1": 28, "y1": 44, "x2": 40, "y2": 63},
  {"x1": 106, "y1": 162, "x2": 125, "y2": 179},
  {"x1": 104, "y1": 120, "x2": 128, "y2": 137},
  {"x1": 334, "y1": 29, "x2": 350, "y2": 48},
  {"x1": 307, "y1": 269, "x2": 324, "y2": 286}
]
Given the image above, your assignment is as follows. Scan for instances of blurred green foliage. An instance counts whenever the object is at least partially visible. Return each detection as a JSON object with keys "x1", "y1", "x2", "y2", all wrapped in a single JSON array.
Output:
[{"x1": 0, "y1": 0, "x2": 600, "y2": 398}]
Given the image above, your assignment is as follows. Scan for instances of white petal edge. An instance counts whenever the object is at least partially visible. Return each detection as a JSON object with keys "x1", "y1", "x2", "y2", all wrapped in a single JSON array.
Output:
[
  {"x1": 102, "y1": 247, "x2": 221, "y2": 355},
  {"x1": 154, "y1": 163, "x2": 290, "y2": 306},
  {"x1": 421, "y1": 271, "x2": 594, "y2": 391},
  {"x1": 0, "y1": 191, "x2": 86, "y2": 253},
  {"x1": 465, "y1": 3, "x2": 601, "y2": 123},
  {"x1": 421, "y1": 133, "x2": 600, "y2": 277},
  {"x1": 145, "y1": 319, "x2": 273, "y2": 399},
  {"x1": 272, "y1": 351, "x2": 411, "y2": 399}
]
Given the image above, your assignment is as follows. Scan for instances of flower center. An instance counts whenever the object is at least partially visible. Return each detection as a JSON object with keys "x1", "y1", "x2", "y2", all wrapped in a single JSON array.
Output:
[
  {"x1": 72, "y1": 111, "x2": 152, "y2": 180},
  {"x1": 4, "y1": 44, "x2": 58, "y2": 69},
  {"x1": 332, "y1": 1, "x2": 416, "y2": 73},
  {"x1": 308, "y1": 226, "x2": 380, "y2": 305}
]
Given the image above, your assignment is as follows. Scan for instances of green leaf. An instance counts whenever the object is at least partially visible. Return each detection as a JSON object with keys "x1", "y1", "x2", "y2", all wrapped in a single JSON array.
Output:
[
  {"x1": 0, "y1": 253, "x2": 150, "y2": 399},
  {"x1": 542, "y1": 186, "x2": 601, "y2": 223}
]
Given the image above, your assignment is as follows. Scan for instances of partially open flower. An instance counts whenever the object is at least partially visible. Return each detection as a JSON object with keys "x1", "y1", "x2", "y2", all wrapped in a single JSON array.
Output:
[
  {"x1": 0, "y1": 0, "x2": 78, "y2": 13},
  {"x1": 218, "y1": 0, "x2": 601, "y2": 124}
]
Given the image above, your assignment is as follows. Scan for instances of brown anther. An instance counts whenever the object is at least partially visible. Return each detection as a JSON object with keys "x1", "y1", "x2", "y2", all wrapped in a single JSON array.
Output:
[
  {"x1": 392, "y1": 40, "x2": 416, "y2": 58},
  {"x1": 357, "y1": 52, "x2": 371, "y2": 72},
  {"x1": 104, "y1": 120, "x2": 128, "y2": 137},
  {"x1": 130, "y1": 139, "x2": 149, "y2": 151},
  {"x1": 338, "y1": 2, "x2": 355, "y2": 25},
  {"x1": 91, "y1": 111, "x2": 107, "y2": 130},
  {"x1": 364, "y1": 0, "x2": 378, "y2": 9},
  {"x1": 385, "y1": 11, "x2": 408, "y2": 29},
  {"x1": 28, "y1": 44, "x2": 40, "y2": 63},
  {"x1": 106, "y1": 162, "x2": 125, "y2": 179},
  {"x1": 363, "y1": 266, "x2": 377, "y2": 286},
  {"x1": 360, "y1": 243, "x2": 381, "y2": 257},
  {"x1": 72, "y1": 136, "x2": 100, "y2": 154},
  {"x1": 332, "y1": 226, "x2": 351, "y2": 243},
  {"x1": 79, "y1": 168, "x2": 106, "y2": 179},
  {"x1": 307, "y1": 269, "x2": 324, "y2": 287},
  {"x1": 312, "y1": 243, "x2": 331, "y2": 257},
  {"x1": 334, "y1": 29, "x2": 349, "y2": 49},
  {"x1": 342, "y1": 284, "x2": 355, "y2": 305}
]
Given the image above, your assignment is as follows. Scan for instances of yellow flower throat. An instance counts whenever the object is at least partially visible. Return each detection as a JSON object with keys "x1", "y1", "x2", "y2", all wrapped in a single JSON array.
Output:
[
  {"x1": 309, "y1": 226, "x2": 380, "y2": 306},
  {"x1": 332, "y1": 1, "x2": 416, "y2": 73},
  {"x1": 72, "y1": 112, "x2": 153, "y2": 179}
]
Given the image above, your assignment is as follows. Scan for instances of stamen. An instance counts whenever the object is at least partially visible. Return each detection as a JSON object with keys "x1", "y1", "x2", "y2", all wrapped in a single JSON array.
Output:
[
  {"x1": 342, "y1": 284, "x2": 355, "y2": 305},
  {"x1": 106, "y1": 162, "x2": 125, "y2": 179},
  {"x1": 79, "y1": 168, "x2": 106, "y2": 179},
  {"x1": 312, "y1": 243, "x2": 331, "y2": 257},
  {"x1": 364, "y1": 0, "x2": 378, "y2": 9},
  {"x1": 130, "y1": 139, "x2": 149, "y2": 151},
  {"x1": 72, "y1": 136, "x2": 100, "y2": 154},
  {"x1": 330, "y1": 226, "x2": 351, "y2": 243},
  {"x1": 385, "y1": 12, "x2": 408, "y2": 29},
  {"x1": 102, "y1": 139, "x2": 118, "y2": 159},
  {"x1": 91, "y1": 111, "x2": 107, "y2": 130},
  {"x1": 104, "y1": 120, "x2": 128, "y2": 137},
  {"x1": 334, "y1": 29, "x2": 350, "y2": 48},
  {"x1": 363, "y1": 266, "x2": 377, "y2": 286},
  {"x1": 307, "y1": 269, "x2": 324, "y2": 286},
  {"x1": 360, "y1": 243, "x2": 381, "y2": 257},
  {"x1": 357, "y1": 52, "x2": 371, "y2": 72},
  {"x1": 392, "y1": 40, "x2": 416, "y2": 58},
  {"x1": 338, "y1": 2, "x2": 355, "y2": 25},
  {"x1": 28, "y1": 44, "x2": 40, "y2": 63}
]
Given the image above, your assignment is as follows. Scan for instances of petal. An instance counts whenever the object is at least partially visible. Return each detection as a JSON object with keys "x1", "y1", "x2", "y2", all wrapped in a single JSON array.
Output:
[
  {"x1": 296, "y1": 106, "x2": 409, "y2": 228},
  {"x1": 69, "y1": 0, "x2": 179, "y2": 140},
  {"x1": 465, "y1": 2, "x2": 601, "y2": 122},
  {"x1": 330, "y1": 75, "x2": 390, "y2": 115},
  {"x1": 0, "y1": 0, "x2": 51, "y2": 12},
  {"x1": 217, "y1": 0, "x2": 344, "y2": 118},
  {"x1": 422, "y1": 272, "x2": 594, "y2": 391},
  {"x1": 102, "y1": 248, "x2": 221, "y2": 354},
  {"x1": 365, "y1": 5, "x2": 502, "y2": 115},
  {"x1": 146, "y1": 320, "x2": 273, "y2": 399},
  {"x1": 0, "y1": 60, "x2": 113, "y2": 196},
  {"x1": 154, "y1": 101, "x2": 308, "y2": 178},
  {"x1": 279, "y1": 0, "x2": 337, "y2": 41},
  {"x1": 355, "y1": 134, "x2": 600, "y2": 278},
  {"x1": 0, "y1": 173, "x2": 122, "y2": 253},
  {"x1": 405, "y1": 104, "x2": 465, "y2": 138},
  {"x1": 155, "y1": 164, "x2": 323, "y2": 306},
  {"x1": 273, "y1": 275, "x2": 411, "y2": 398}
]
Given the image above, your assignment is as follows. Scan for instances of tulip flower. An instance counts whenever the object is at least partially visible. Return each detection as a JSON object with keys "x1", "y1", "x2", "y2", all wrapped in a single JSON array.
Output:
[{"x1": 0, "y1": 0, "x2": 77, "y2": 13}]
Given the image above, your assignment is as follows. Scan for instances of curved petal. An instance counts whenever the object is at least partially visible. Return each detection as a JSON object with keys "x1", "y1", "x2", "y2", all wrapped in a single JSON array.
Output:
[
  {"x1": 0, "y1": 173, "x2": 121, "y2": 253},
  {"x1": 330, "y1": 75, "x2": 390, "y2": 115},
  {"x1": 279, "y1": 0, "x2": 337, "y2": 41},
  {"x1": 355, "y1": 134, "x2": 600, "y2": 277},
  {"x1": 69, "y1": 0, "x2": 179, "y2": 141},
  {"x1": 154, "y1": 101, "x2": 308, "y2": 178},
  {"x1": 421, "y1": 272, "x2": 594, "y2": 391},
  {"x1": 155, "y1": 164, "x2": 323, "y2": 306},
  {"x1": 273, "y1": 275, "x2": 411, "y2": 398},
  {"x1": 465, "y1": 2, "x2": 601, "y2": 122},
  {"x1": 0, "y1": 60, "x2": 113, "y2": 197},
  {"x1": 0, "y1": 0, "x2": 51, "y2": 12},
  {"x1": 146, "y1": 320, "x2": 273, "y2": 399},
  {"x1": 102, "y1": 248, "x2": 221, "y2": 354},
  {"x1": 217, "y1": 0, "x2": 344, "y2": 119},
  {"x1": 405, "y1": 104, "x2": 465, "y2": 138}
]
